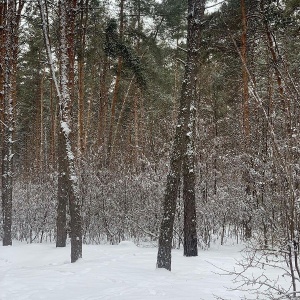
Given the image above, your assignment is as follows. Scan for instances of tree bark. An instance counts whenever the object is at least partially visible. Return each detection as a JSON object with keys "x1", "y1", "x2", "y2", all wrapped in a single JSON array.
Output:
[
  {"x1": 97, "y1": 57, "x2": 109, "y2": 148},
  {"x1": 60, "y1": 0, "x2": 82, "y2": 263},
  {"x1": 241, "y1": 0, "x2": 252, "y2": 240},
  {"x1": 0, "y1": 2, "x2": 6, "y2": 145},
  {"x1": 183, "y1": 99, "x2": 198, "y2": 257},
  {"x1": 241, "y1": 0, "x2": 250, "y2": 141},
  {"x1": 39, "y1": 0, "x2": 82, "y2": 261},
  {"x1": 77, "y1": 0, "x2": 88, "y2": 154},
  {"x1": 106, "y1": 0, "x2": 125, "y2": 167},
  {"x1": 157, "y1": 0, "x2": 205, "y2": 270},
  {"x1": 56, "y1": 129, "x2": 68, "y2": 247},
  {"x1": 1, "y1": 0, "x2": 24, "y2": 246}
]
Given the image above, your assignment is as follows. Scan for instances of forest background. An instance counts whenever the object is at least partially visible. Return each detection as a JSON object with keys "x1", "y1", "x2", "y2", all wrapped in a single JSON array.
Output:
[{"x1": 1, "y1": 0, "x2": 300, "y2": 295}]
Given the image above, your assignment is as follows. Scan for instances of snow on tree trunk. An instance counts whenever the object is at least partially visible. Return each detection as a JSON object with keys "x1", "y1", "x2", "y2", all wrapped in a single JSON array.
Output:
[
  {"x1": 157, "y1": 0, "x2": 205, "y2": 270},
  {"x1": 56, "y1": 130, "x2": 68, "y2": 247},
  {"x1": 183, "y1": 100, "x2": 198, "y2": 257},
  {"x1": 39, "y1": 0, "x2": 82, "y2": 262},
  {"x1": 59, "y1": 0, "x2": 82, "y2": 263},
  {"x1": 2, "y1": 0, "x2": 15, "y2": 246}
]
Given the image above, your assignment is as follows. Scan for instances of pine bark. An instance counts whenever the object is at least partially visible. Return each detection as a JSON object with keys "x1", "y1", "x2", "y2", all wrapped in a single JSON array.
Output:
[
  {"x1": 241, "y1": 0, "x2": 250, "y2": 141},
  {"x1": 60, "y1": 0, "x2": 82, "y2": 262},
  {"x1": 1, "y1": 0, "x2": 24, "y2": 246},
  {"x1": 241, "y1": 0, "x2": 252, "y2": 240},
  {"x1": 56, "y1": 130, "x2": 68, "y2": 247},
  {"x1": 97, "y1": 57, "x2": 109, "y2": 147},
  {"x1": 77, "y1": 0, "x2": 88, "y2": 154},
  {"x1": 183, "y1": 99, "x2": 198, "y2": 257},
  {"x1": 157, "y1": 0, "x2": 205, "y2": 270},
  {"x1": 2, "y1": 0, "x2": 13, "y2": 246},
  {"x1": 0, "y1": 2, "x2": 5, "y2": 143},
  {"x1": 39, "y1": 0, "x2": 82, "y2": 261},
  {"x1": 106, "y1": 0, "x2": 125, "y2": 167}
]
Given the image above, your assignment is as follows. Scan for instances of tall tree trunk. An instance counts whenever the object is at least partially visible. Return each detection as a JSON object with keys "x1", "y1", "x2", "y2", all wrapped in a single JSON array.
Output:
[
  {"x1": 260, "y1": 0, "x2": 291, "y2": 134},
  {"x1": 241, "y1": 0, "x2": 250, "y2": 141},
  {"x1": 106, "y1": 0, "x2": 125, "y2": 167},
  {"x1": 49, "y1": 78, "x2": 56, "y2": 167},
  {"x1": 1, "y1": 0, "x2": 24, "y2": 246},
  {"x1": 0, "y1": 2, "x2": 5, "y2": 151},
  {"x1": 157, "y1": 0, "x2": 205, "y2": 270},
  {"x1": 39, "y1": 0, "x2": 82, "y2": 262},
  {"x1": 97, "y1": 57, "x2": 109, "y2": 148},
  {"x1": 56, "y1": 130, "x2": 68, "y2": 247},
  {"x1": 77, "y1": 0, "x2": 88, "y2": 154},
  {"x1": 60, "y1": 0, "x2": 82, "y2": 263},
  {"x1": 35, "y1": 63, "x2": 45, "y2": 170},
  {"x1": 183, "y1": 98, "x2": 198, "y2": 256},
  {"x1": 241, "y1": 0, "x2": 252, "y2": 240}
]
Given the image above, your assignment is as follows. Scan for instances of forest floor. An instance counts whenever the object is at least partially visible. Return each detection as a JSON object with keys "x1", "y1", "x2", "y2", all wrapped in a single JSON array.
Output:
[{"x1": 0, "y1": 240, "x2": 286, "y2": 300}]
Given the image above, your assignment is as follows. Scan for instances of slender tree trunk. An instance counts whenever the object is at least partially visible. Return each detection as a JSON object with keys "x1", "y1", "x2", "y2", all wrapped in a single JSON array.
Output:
[
  {"x1": 35, "y1": 64, "x2": 45, "y2": 169},
  {"x1": 106, "y1": 0, "x2": 125, "y2": 167},
  {"x1": 56, "y1": 130, "x2": 68, "y2": 247},
  {"x1": 1, "y1": 0, "x2": 24, "y2": 246},
  {"x1": 107, "y1": 56, "x2": 122, "y2": 166},
  {"x1": 241, "y1": 0, "x2": 252, "y2": 240},
  {"x1": 0, "y1": 2, "x2": 5, "y2": 149},
  {"x1": 49, "y1": 79, "x2": 56, "y2": 166},
  {"x1": 97, "y1": 58, "x2": 109, "y2": 148},
  {"x1": 260, "y1": 0, "x2": 291, "y2": 135},
  {"x1": 60, "y1": 0, "x2": 82, "y2": 263},
  {"x1": 39, "y1": 0, "x2": 82, "y2": 262},
  {"x1": 183, "y1": 98, "x2": 198, "y2": 257},
  {"x1": 77, "y1": 0, "x2": 88, "y2": 154},
  {"x1": 134, "y1": 90, "x2": 139, "y2": 165},
  {"x1": 157, "y1": 0, "x2": 205, "y2": 270},
  {"x1": 241, "y1": 0, "x2": 250, "y2": 141},
  {"x1": 84, "y1": 93, "x2": 92, "y2": 149}
]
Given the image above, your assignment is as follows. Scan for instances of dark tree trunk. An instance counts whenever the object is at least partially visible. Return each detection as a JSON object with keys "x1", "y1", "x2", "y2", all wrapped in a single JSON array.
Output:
[
  {"x1": 39, "y1": 0, "x2": 82, "y2": 262},
  {"x1": 181, "y1": 0, "x2": 205, "y2": 256},
  {"x1": 1, "y1": 0, "x2": 19, "y2": 246},
  {"x1": 106, "y1": 0, "x2": 125, "y2": 167},
  {"x1": 0, "y1": 1, "x2": 7, "y2": 246},
  {"x1": 56, "y1": 130, "x2": 68, "y2": 247},
  {"x1": 61, "y1": 0, "x2": 82, "y2": 263},
  {"x1": 183, "y1": 100, "x2": 198, "y2": 257},
  {"x1": 0, "y1": 2, "x2": 5, "y2": 139},
  {"x1": 157, "y1": 0, "x2": 205, "y2": 270},
  {"x1": 69, "y1": 187, "x2": 82, "y2": 263},
  {"x1": 156, "y1": 145, "x2": 182, "y2": 270}
]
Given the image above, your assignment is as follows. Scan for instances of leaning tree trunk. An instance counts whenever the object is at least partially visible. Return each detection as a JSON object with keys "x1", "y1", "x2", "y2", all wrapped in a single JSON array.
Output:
[
  {"x1": 39, "y1": 0, "x2": 82, "y2": 262},
  {"x1": 157, "y1": 0, "x2": 205, "y2": 270}
]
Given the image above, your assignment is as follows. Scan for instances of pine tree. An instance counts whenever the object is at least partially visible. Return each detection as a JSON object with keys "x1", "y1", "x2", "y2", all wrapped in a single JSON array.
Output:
[{"x1": 157, "y1": 0, "x2": 206, "y2": 270}]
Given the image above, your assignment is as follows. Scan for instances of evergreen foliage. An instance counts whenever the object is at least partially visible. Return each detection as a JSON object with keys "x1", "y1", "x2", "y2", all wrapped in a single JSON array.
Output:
[{"x1": 104, "y1": 18, "x2": 146, "y2": 89}]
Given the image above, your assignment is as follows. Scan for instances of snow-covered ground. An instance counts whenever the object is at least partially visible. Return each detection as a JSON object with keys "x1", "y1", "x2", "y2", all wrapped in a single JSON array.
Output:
[{"x1": 0, "y1": 241, "x2": 280, "y2": 300}]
